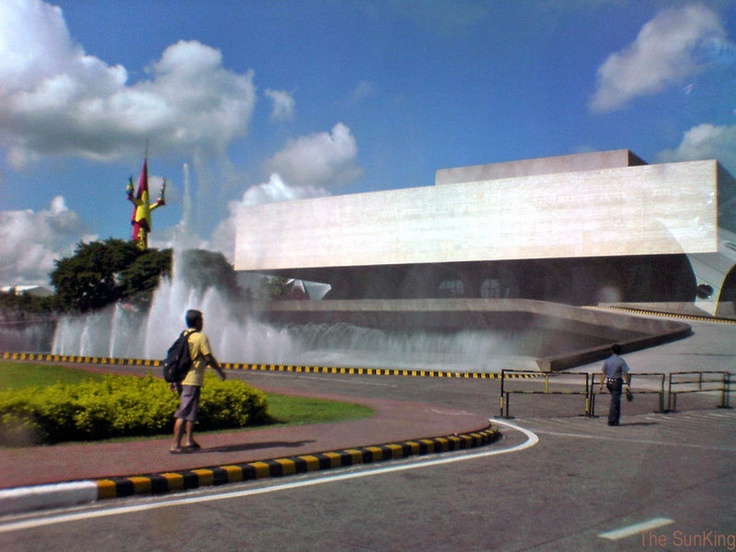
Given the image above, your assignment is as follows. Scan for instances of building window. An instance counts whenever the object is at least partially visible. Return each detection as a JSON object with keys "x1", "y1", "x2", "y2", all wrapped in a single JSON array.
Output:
[
  {"x1": 696, "y1": 283, "x2": 714, "y2": 299},
  {"x1": 480, "y1": 278, "x2": 502, "y2": 298},
  {"x1": 438, "y1": 279, "x2": 464, "y2": 297}
]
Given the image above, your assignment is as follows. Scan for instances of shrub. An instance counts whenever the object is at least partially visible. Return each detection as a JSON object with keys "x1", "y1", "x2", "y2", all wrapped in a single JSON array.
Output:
[{"x1": 0, "y1": 373, "x2": 269, "y2": 446}]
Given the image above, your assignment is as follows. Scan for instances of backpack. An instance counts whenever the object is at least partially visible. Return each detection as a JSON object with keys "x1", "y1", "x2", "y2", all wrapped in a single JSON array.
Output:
[{"x1": 162, "y1": 330, "x2": 196, "y2": 383}]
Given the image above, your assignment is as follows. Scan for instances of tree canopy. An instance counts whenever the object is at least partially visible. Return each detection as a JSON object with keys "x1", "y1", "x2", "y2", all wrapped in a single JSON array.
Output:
[{"x1": 50, "y1": 239, "x2": 172, "y2": 313}]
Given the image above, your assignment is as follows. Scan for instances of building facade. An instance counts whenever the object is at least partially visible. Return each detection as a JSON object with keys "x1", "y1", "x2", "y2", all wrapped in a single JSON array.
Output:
[{"x1": 235, "y1": 150, "x2": 736, "y2": 316}]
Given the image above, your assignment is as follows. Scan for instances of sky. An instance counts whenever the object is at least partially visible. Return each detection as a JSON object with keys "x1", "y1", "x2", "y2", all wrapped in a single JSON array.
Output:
[{"x1": 1, "y1": 0, "x2": 735, "y2": 287}]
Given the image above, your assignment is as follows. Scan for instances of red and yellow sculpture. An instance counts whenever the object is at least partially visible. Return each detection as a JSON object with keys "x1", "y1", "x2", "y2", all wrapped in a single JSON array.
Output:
[{"x1": 127, "y1": 158, "x2": 165, "y2": 250}]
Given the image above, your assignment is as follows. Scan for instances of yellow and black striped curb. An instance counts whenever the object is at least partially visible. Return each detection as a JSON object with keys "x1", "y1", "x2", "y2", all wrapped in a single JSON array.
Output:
[
  {"x1": 95, "y1": 426, "x2": 500, "y2": 500},
  {"x1": 1, "y1": 352, "x2": 540, "y2": 379},
  {"x1": 586, "y1": 305, "x2": 736, "y2": 325}
]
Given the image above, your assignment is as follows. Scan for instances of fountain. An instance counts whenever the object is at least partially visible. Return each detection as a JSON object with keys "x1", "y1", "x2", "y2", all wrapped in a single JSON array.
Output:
[{"x1": 49, "y1": 265, "x2": 541, "y2": 372}]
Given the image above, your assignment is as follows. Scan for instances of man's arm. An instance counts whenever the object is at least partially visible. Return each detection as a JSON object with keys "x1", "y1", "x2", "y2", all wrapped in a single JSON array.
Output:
[{"x1": 204, "y1": 353, "x2": 227, "y2": 381}]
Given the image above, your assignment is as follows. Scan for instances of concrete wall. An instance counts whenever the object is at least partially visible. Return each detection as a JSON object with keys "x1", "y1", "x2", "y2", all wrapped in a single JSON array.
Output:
[
  {"x1": 235, "y1": 160, "x2": 719, "y2": 272},
  {"x1": 435, "y1": 149, "x2": 646, "y2": 185}
]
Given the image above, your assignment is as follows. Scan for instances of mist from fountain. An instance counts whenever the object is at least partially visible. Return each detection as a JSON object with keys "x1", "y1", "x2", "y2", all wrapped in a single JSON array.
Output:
[
  {"x1": 51, "y1": 252, "x2": 298, "y2": 365},
  {"x1": 51, "y1": 279, "x2": 536, "y2": 371}
]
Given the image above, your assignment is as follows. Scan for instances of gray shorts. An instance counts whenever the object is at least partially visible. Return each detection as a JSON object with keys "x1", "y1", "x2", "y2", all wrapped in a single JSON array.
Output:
[{"x1": 175, "y1": 385, "x2": 201, "y2": 422}]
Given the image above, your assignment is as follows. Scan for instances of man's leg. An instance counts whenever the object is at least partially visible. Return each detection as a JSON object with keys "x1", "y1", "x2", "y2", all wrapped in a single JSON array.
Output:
[
  {"x1": 183, "y1": 420, "x2": 196, "y2": 448},
  {"x1": 172, "y1": 417, "x2": 185, "y2": 450},
  {"x1": 607, "y1": 382, "x2": 622, "y2": 425}
]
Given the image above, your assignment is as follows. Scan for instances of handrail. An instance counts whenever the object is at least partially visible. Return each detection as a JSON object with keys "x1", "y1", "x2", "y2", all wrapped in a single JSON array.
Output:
[
  {"x1": 500, "y1": 370, "x2": 592, "y2": 418},
  {"x1": 590, "y1": 372, "x2": 666, "y2": 415},
  {"x1": 667, "y1": 371, "x2": 732, "y2": 411},
  {"x1": 500, "y1": 370, "x2": 732, "y2": 418}
]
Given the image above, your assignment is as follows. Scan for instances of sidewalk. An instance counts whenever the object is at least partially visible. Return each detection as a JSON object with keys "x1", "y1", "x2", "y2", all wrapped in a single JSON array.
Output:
[{"x1": 0, "y1": 385, "x2": 493, "y2": 515}]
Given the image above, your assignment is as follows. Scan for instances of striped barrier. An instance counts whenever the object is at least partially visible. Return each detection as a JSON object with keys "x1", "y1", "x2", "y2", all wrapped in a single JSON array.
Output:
[
  {"x1": 95, "y1": 426, "x2": 500, "y2": 500},
  {"x1": 587, "y1": 305, "x2": 736, "y2": 325},
  {"x1": 1, "y1": 352, "x2": 540, "y2": 380}
]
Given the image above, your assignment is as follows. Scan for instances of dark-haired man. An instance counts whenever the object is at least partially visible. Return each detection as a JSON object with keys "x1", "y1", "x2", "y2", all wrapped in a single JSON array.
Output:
[
  {"x1": 171, "y1": 309, "x2": 226, "y2": 453},
  {"x1": 599, "y1": 344, "x2": 632, "y2": 426}
]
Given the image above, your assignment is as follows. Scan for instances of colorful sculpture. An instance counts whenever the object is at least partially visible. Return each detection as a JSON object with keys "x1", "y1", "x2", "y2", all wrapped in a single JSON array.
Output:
[{"x1": 127, "y1": 159, "x2": 165, "y2": 250}]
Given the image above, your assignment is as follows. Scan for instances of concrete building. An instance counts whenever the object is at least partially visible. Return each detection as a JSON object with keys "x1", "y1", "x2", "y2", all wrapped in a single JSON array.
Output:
[{"x1": 235, "y1": 150, "x2": 736, "y2": 317}]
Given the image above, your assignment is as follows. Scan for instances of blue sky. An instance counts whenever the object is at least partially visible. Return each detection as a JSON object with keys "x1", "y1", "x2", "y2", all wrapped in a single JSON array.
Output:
[{"x1": 1, "y1": 0, "x2": 735, "y2": 286}]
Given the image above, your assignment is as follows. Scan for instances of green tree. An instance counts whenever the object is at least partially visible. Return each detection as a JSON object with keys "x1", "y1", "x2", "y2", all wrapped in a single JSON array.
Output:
[
  {"x1": 0, "y1": 291, "x2": 57, "y2": 321},
  {"x1": 177, "y1": 249, "x2": 239, "y2": 299},
  {"x1": 119, "y1": 248, "x2": 172, "y2": 305},
  {"x1": 50, "y1": 239, "x2": 172, "y2": 313}
]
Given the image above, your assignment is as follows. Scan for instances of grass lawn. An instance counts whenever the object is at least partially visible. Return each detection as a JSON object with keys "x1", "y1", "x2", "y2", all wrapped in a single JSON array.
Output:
[
  {"x1": 0, "y1": 362, "x2": 108, "y2": 389},
  {"x1": 0, "y1": 361, "x2": 374, "y2": 429}
]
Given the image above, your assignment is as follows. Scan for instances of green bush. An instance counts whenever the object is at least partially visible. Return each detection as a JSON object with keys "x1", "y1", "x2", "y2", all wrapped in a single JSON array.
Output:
[{"x1": 0, "y1": 373, "x2": 269, "y2": 446}]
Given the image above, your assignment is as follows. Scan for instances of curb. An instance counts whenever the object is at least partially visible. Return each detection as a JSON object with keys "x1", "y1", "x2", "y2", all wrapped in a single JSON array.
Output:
[
  {"x1": 1, "y1": 352, "x2": 541, "y2": 379},
  {"x1": 0, "y1": 426, "x2": 499, "y2": 516}
]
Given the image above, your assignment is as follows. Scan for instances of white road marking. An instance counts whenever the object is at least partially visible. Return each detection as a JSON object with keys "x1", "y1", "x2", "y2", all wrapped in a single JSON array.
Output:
[
  {"x1": 0, "y1": 418, "x2": 537, "y2": 534},
  {"x1": 599, "y1": 517, "x2": 674, "y2": 540},
  {"x1": 528, "y1": 429, "x2": 736, "y2": 451}
]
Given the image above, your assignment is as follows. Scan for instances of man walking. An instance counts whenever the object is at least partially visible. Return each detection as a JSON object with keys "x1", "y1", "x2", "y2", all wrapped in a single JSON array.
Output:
[
  {"x1": 599, "y1": 344, "x2": 632, "y2": 426},
  {"x1": 171, "y1": 309, "x2": 226, "y2": 453}
]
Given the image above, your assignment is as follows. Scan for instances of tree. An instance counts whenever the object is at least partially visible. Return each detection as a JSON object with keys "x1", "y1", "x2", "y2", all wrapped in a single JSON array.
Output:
[
  {"x1": 50, "y1": 239, "x2": 171, "y2": 313},
  {"x1": 177, "y1": 249, "x2": 239, "y2": 300},
  {"x1": 119, "y1": 248, "x2": 172, "y2": 305}
]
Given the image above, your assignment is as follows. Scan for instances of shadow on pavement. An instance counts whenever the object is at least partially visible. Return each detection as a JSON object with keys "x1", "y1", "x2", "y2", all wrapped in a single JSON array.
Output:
[{"x1": 199, "y1": 440, "x2": 316, "y2": 454}]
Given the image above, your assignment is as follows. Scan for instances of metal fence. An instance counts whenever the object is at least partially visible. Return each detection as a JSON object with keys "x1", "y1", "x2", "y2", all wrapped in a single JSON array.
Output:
[
  {"x1": 499, "y1": 370, "x2": 592, "y2": 418},
  {"x1": 499, "y1": 369, "x2": 733, "y2": 418},
  {"x1": 666, "y1": 371, "x2": 732, "y2": 412}
]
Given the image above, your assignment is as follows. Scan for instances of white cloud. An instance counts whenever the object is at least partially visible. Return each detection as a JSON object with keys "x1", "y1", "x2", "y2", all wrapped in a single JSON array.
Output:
[
  {"x1": 263, "y1": 123, "x2": 363, "y2": 188},
  {"x1": 0, "y1": 0, "x2": 256, "y2": 166},
  {"x1": 0, "y1": 196, "x2": 96, "y2": 286},
  {"x1": 590, "y1": 4, "x2": 727, "y2": 112},
  {"x1": 209, "y1": 173, "x2": 330, "y2": 261},
  {"x1": 265, "y1": 89, "x2": 295, "y2": 122},
  {"x1": 657, "y1": 123, "x2": 736, "y2": 172},
  {"x1": 347, "y1": 80, "x2": 378, "y2": 104},
  {"x1": 209, "y1": 121, "x2": 362, "y2": 259}
]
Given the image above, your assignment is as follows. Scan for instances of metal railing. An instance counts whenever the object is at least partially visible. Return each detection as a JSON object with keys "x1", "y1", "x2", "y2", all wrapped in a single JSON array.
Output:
[
  {"x1": 667, "y1": 371, "x2": 732, "y2": 412},
  {"x1": 589, "y1": 372, "x2": 666, "y2": 417},
  {"x1": 499, "y1": 370, "x2": 733, "y2": 418},
  {"x1": 499, "y1": 370, "x2": 592, "y2": 418}
]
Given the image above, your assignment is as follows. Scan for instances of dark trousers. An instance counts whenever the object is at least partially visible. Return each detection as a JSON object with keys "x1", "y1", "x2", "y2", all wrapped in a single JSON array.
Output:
[{"x1": 606, "y1": 380, "x2": 623, "y2": 425}]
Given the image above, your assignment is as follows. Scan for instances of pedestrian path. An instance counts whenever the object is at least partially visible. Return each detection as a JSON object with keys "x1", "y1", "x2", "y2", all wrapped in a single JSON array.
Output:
[{"x1": 0, "y1": 388, "x2": 494, "y2": 515}]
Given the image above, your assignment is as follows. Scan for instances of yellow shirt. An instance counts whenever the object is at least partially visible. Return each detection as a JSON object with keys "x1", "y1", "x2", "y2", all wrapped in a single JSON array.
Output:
[{"x1": 180, "y1": 330, "x2": 212, "y2": 387}]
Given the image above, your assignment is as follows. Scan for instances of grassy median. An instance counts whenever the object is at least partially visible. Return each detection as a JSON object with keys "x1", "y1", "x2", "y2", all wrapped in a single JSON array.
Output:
[{"x1": 0, "y1": 361, "x2": 374, "y2": 445}]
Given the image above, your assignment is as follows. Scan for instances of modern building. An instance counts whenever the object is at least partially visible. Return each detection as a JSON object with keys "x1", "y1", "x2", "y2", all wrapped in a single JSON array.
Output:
[
  {"x1": 235, "y1": 150, "x2": 736, "y2": 317},
  {"x1": 0, "y1": 285, "x2": 54, "y2": 298}
]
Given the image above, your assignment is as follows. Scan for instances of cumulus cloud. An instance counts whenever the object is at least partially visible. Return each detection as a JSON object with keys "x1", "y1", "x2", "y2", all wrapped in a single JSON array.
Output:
[
  {"x1": 0, "y1": 0, "x2": 256, "y2": 167},
  {"x1": 0, "y1": 197, "x2": 96, "y2": 286},
  {"x1": 265, "y1": 89, "x2": 295, "y2": 122},
  {"x1": 657, "y1": 123, "x2": 736, "y2": 171},
  {"x1": 590, "y1": 4, "x2": 728, "y2": 112},
  {"x1": 209, "y1": 173, "x2": 329, "y2": 260},
  {"x1": 209, "y1": 122, "x2": 362, "y2": 259},
  {"x1": 0, "y1": 1, "x2": 364, "y2": 278},
  {"x1": 263, "y1": 123, "x2": 363, "y2": 189}
]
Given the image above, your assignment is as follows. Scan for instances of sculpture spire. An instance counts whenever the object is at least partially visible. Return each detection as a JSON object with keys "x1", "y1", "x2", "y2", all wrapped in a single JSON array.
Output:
[{"x1": 126, "y1": 156, "x2": 165, "y2": 250}]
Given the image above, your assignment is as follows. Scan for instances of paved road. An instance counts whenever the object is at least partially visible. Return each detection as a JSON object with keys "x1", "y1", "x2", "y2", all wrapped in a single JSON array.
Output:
[{"x1": 0, "y1": 318, "x2": 734, "y2": 551}]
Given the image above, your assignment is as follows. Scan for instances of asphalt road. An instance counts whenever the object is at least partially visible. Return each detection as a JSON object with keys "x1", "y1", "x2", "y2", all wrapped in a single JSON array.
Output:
[{"x1": 1, "y1": 318, "x2": 734, "y2": 551}]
